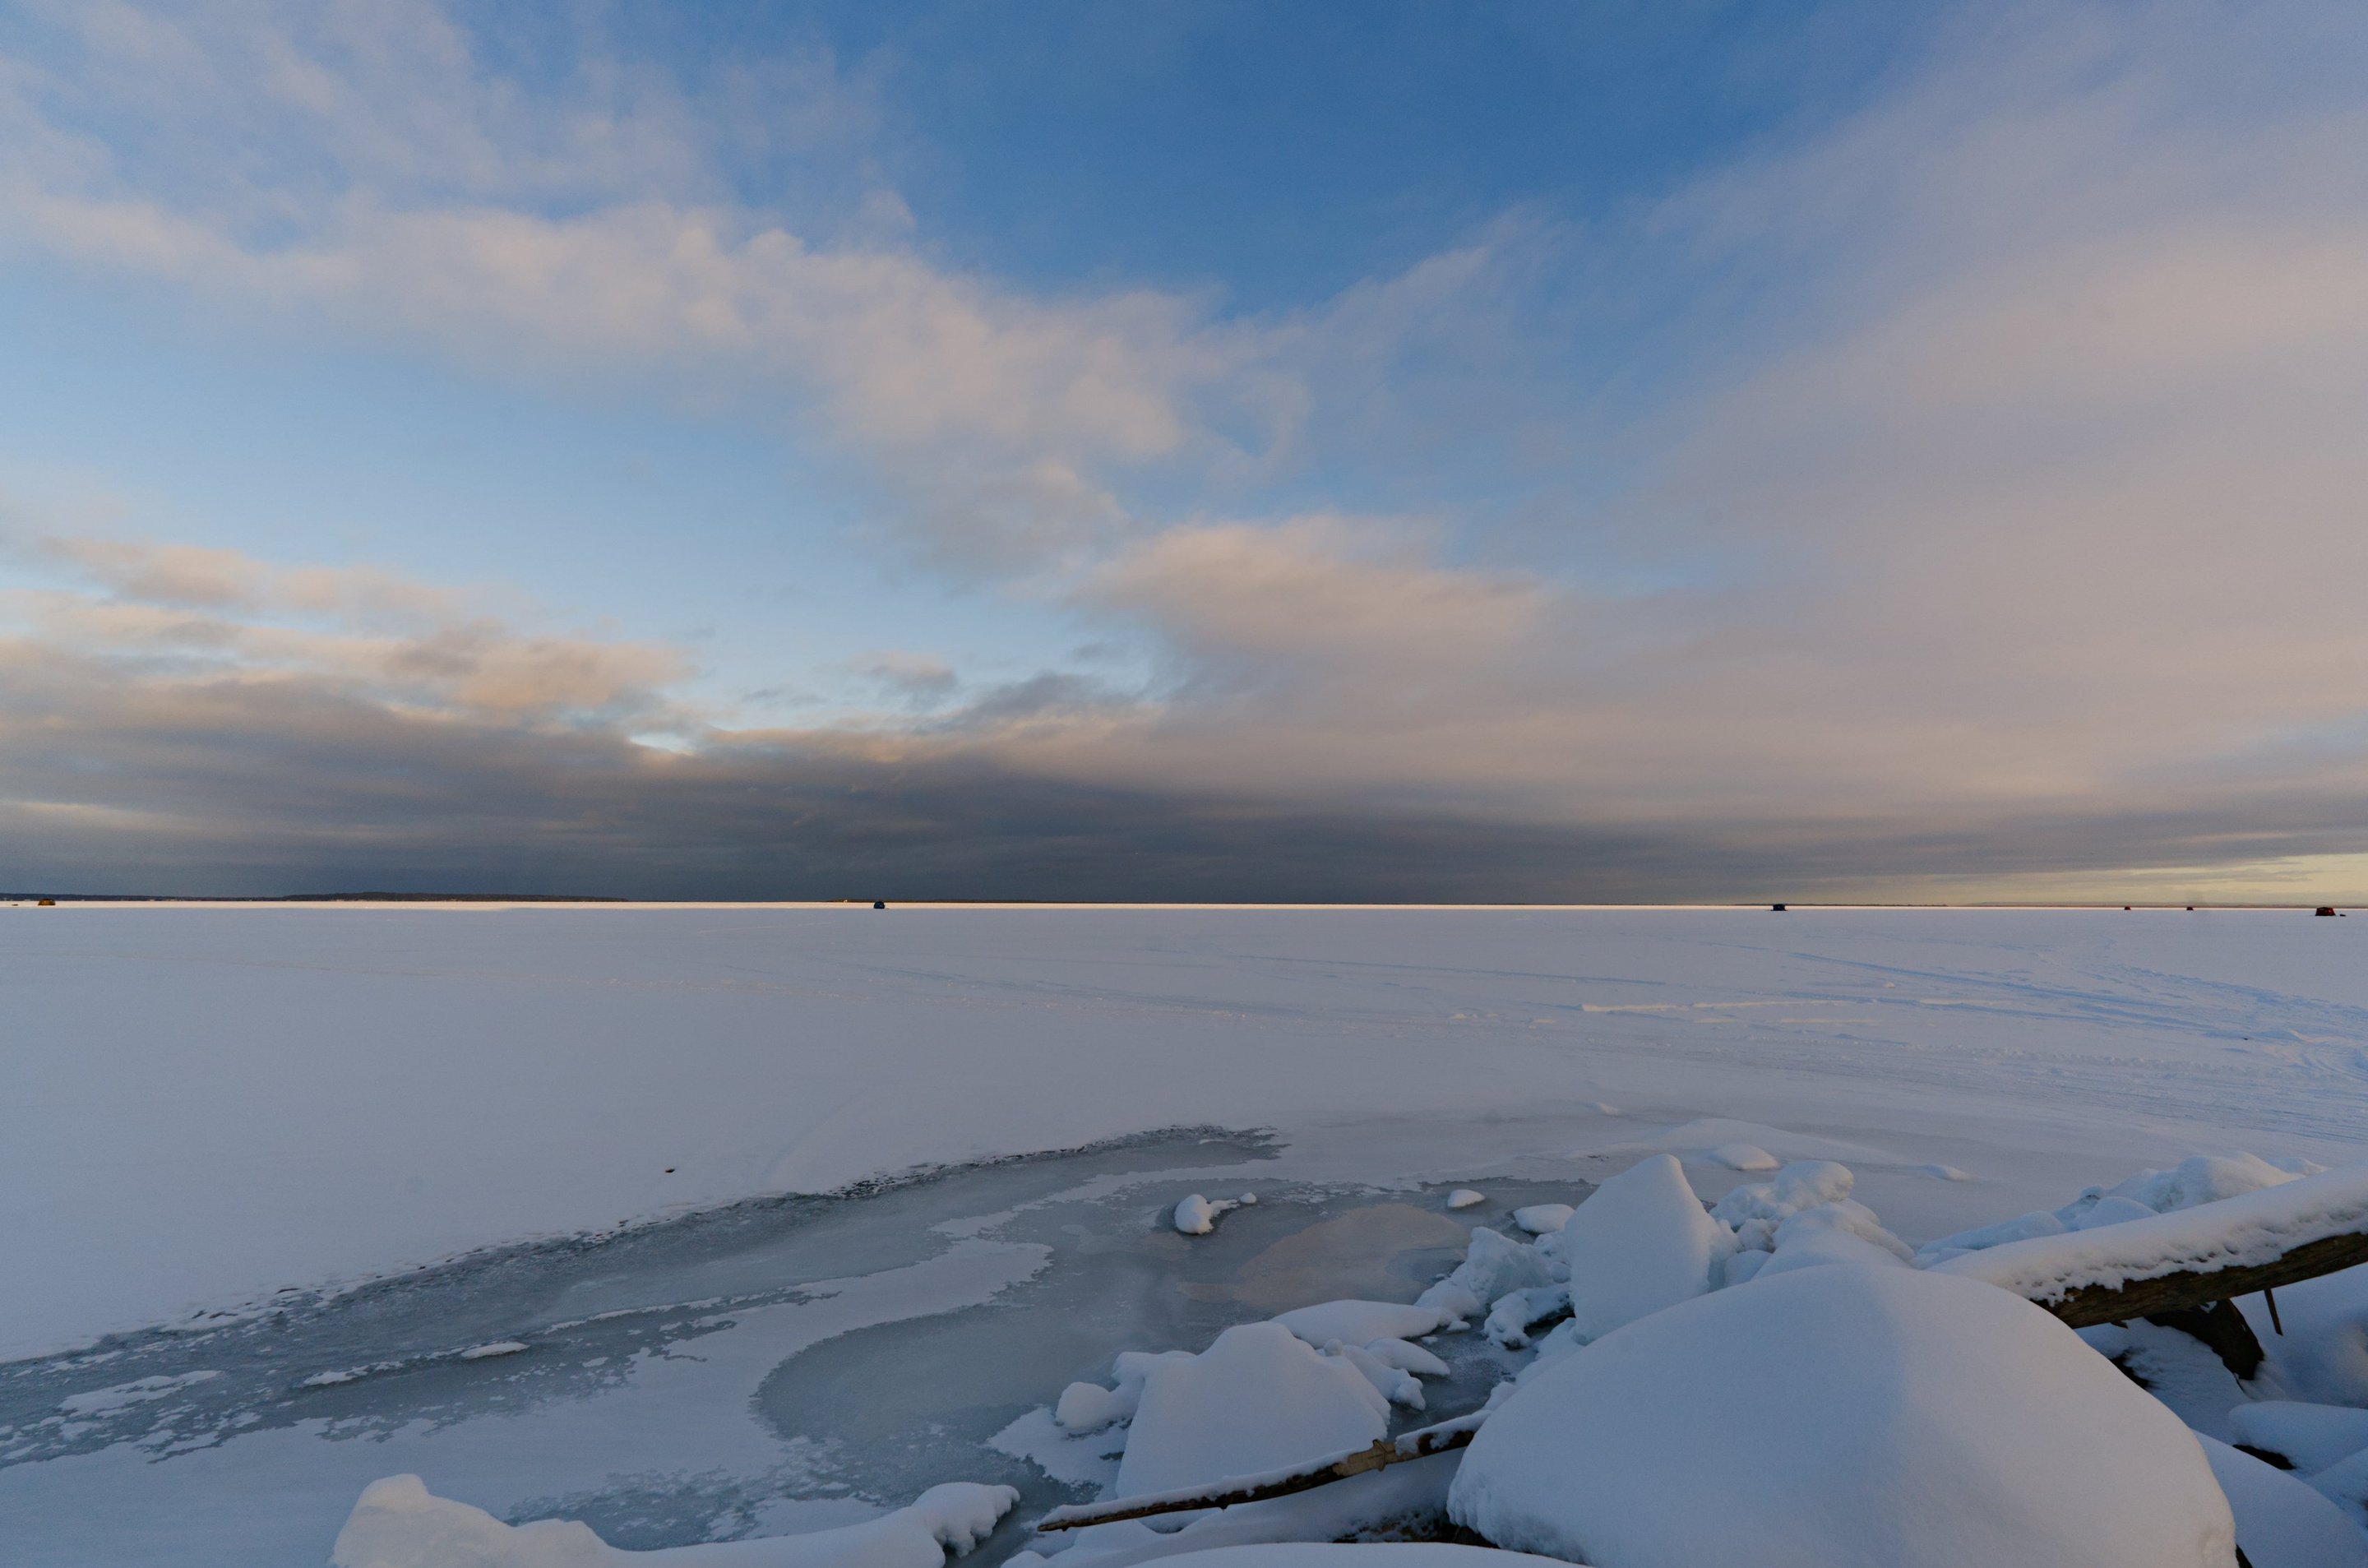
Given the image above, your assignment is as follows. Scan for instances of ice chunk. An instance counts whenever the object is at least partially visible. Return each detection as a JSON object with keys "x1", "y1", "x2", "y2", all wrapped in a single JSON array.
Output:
[
  {"x1": 1704, "y1": 1143, "x2": 1778, "y2": 1172},
  {"x1": 1358, "y1": 1337, "x2": 1450, "y2": 1379},
  {"x1": 2199, "y1": 1435, "x2": 2368, "y2": 1568},
  {"x1": 1557, "y1": 1154, "x2": 1730, "y2": 1341},
  {"x1": 1445, "y1": 1190, "x2": 1487, "y2": 1210},
  {"x1": 1173, "y1": 1194, "x2": 1256, "y2": 1235},
  {"x1": 1709, "y1": 1159, "x2": 1855, "y2": 1228},
  {"x1": 2107, "y1": 1154, "x2": 2306, "y2": 1214},
  {"x1": 1458, "y1": 1227, "x2": 1558, "y2": 1300},
  {"x1": 2232, "y1": 1403, "x2": 2368, "y2": 1476},
  {"x1": 2074, "y1": 1195, "x2": 2161, "y2": 1230},
  {"x1": 1483, "y1": 1285, "x2": 1570, "y2": 1349},
  {"x1": 331, "y1": 1473, "x2": 1016, "y2": 1568},
  {"x1": 1771, "y1": 1199, "x2": 1912, "y2": 1261},
  {"x1": 1448, "y1": 1265, "x2": 2236, "y2": 1568},
  {"x1": 1509, "y1": 1205, "x2": 1574, "y2": 1235},
  {"x1": 1329, "y1": 1341, "x2": 1425, "y2": 1409},
  {"x1": 1272, "y1": 1300, "x2": 1452, "y2": 1348},
  {"x1": 1055, "y1": 1349, "x2": 1196, "y2": 1432},
  {"x1": 1112, "y1": 1322, "x2": 1389, "y2": 1499},
  {"x1": 1755, "y1": 1226, "x2": 1911, "y2": 1278}
]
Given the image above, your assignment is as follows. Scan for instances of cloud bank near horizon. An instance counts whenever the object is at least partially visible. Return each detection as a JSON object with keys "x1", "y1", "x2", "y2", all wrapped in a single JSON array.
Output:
[{"x1": 2, "y1": 2, "x2": 2366, "y2": 900}]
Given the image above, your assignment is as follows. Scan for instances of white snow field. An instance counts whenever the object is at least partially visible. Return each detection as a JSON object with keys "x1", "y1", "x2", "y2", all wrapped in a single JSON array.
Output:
[{"x1": 5, "y1": 903, "x2": 2368, "y2": 1566}]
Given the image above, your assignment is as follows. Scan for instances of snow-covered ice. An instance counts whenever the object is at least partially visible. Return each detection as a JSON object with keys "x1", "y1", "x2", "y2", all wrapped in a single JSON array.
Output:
[{"x1": 7, "y1": 904, "x2": 2368, "y2": 1566}]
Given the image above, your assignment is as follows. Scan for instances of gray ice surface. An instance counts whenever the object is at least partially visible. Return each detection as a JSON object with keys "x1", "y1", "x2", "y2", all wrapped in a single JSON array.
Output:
[{"x1": 0, "y1": 1128, "x2": 1588, "y2": 1567}]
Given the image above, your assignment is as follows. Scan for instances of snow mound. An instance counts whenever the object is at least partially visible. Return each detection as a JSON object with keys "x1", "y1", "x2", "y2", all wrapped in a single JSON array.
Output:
[
  {"x1": 2311, "y1": 1447, "x2": 2368, "y2": 1533},
  {"x1": 2250, "y1": 1263, "x2": 2368, "y2": 1407},
  {"x1": 1510, "y1": 1205, "x2": 1574, "y2": 1235},
  {"x1": 2199, "y1": 1436, "x2": 2368, "y2": 1568},
  {"x1": 1704, "y1": 1143, "x2": 1778, "y2": 1172},
  {"x1": 2229, "y1": 1403, "x2": 2368, "y2": 1476},
  {"x1": 1445, "y1": 1190, "x2": 1487, "y2": 1210},
  {"x1": 1448, "y1": 1265, "x2": 2236, "y2": 1568},
  {"x1": 1173, "y1": 1194, "x2": 1256, "y2": 1235},
  {"x1": 1273, "y1": 1300, "x2": 1453, "y2": 1348},
  {"x1": 1112, "y1": 1322, "x2": 1389, "y2": 1499},
  {"x1": 331, "y1": 1474, "x2": 1016, "y2": 1568},
  {"x1": 1557, "y1": 1154, "x2": 1728, "y2": 1341},
  {"x1": 1919, "y1": 1152, "x2": 2324, "y2": 1261}
]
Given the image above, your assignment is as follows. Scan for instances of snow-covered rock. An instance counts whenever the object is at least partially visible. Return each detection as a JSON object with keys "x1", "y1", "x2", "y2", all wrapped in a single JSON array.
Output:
[
  {"x1": 2199, "y1": 1436, "x2": 2368, "y2": 1568},
  {"x1": 1173, "y1": 1194, "x2": 1256, "y2": 1235},
  {"x1": 1510, "y1": 1205, "x2": 1574, "y2": 1235},
  {"x1": 2229, "y1": 1403, "x2": 2368, "y2": 1476},
  {"x1": 1445, "y1": 1190, "x2": 1487, "y2": 1210},
  {"x1": 331, "y1": 1474, "x2": 1015, "y2": 1568},
  {"x1": 1556, "y1": 1154, "x2": 1729, "y2": 1341},
  {"x1": 1416, "y1": 1225, "x2": 1556, "y2": 1324},
  {"x1": 1112, "y1": 1322, "x2": 1389, "y2": 1499},
  {"x1": 1448, "y1": 1264, "x2": 2237, "y2": 1568}
]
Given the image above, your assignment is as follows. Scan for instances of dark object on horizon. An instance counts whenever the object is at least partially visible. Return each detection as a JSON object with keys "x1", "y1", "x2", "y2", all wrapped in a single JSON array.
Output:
[
  {"x1": 2187, "y1": 905, "x2": 2195, "y2": 911},
  {"x1": 874, "y1": 900, "x2": 886, "y2": 909},
  {"x1": 1771, "y1": 902, "x2": 1787, "y2": 912},
  {"x1": 37, "y1": 897, "x2": 55, "y2": 906},
  {"x1": 2318, "y1": 907, "x2": 2338, "y2": 917},
  {"x1": 2123, "y1": 905, "x2": 2132, "y2": 910}
]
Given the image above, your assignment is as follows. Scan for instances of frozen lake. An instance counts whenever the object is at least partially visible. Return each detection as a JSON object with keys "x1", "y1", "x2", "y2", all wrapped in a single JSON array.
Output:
[{"x1": 3, "y1": 904, "x2": 2364, "y2": 1562}]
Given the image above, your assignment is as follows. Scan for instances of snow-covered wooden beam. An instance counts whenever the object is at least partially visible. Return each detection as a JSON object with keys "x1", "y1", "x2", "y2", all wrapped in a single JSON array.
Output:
[
  {"x1": 1930, "y1": 1163, "x2": 2368, "y2": 1329},
  {"x1": 1033, "y1": 1410, "x2": 1487, "y2": 1532}
]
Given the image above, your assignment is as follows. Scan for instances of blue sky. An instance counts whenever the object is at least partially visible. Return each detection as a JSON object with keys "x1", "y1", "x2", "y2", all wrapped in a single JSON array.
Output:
[{"x1": 2, "y1": 0, "x2": 2366, "y2": 900}]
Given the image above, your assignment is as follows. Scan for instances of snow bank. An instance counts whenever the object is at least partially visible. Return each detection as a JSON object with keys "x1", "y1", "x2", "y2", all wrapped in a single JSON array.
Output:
[
  {"x1": 2229, "y1": 1403, "x2": 2368, "y2": 1476},
  {"x1": 330, "y1": 1474, "x2": 1015, "y2": 1568},
  {"x1": 1112, "y1": 1323, "x2": 1389, "y2": 1499},
  {"x1": 2196, "y1": 1436, "x2": 2368, "y2": 1568},
  {"x1": 1930, "y1": 1163, "x2": 2368, "y2": 1307},
  {"x1": 1920, "y1": 1153, "x2": 2324, "y2": 1262},
  {"x1": 1448, "y1": 1265, "x2": 2236, "y2": 1568},
  {"x1": 1556, "y1": 1154, "x2": 1727, "y2": 1341}
]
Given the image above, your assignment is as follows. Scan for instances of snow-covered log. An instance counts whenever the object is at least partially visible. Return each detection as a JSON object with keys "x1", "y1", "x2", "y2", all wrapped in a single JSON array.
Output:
[
  {"x1": 1931, "y1": 1163, "x2": 2368, "y2": 1328},
  {"x1": 1033, "y1": 1411, "x2": 1488, "y2": 1532}
]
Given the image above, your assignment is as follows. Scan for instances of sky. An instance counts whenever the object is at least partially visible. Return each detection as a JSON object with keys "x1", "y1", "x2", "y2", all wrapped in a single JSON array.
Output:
[{"x1": 2, "y1": 0, "x2": 2366, "y2": 902}]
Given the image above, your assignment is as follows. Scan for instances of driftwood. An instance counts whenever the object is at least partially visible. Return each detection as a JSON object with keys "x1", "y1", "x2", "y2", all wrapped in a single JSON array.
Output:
[
  {"x1": 1034, "y1": 1413, "x2": 1486, "y2": 1532},
  {"x1": 1033, "y1": 1220, "x2": 2368, "y2": 1534}
]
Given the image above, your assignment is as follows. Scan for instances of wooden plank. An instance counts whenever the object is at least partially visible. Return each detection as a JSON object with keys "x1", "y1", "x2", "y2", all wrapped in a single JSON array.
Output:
[
  {"x1": 2040, "y1": 1230, "x2": 2368, "y2": 1330},
  {"x1": 1034, "y1": 1417, "x2": 1482, "y2": 1532}
]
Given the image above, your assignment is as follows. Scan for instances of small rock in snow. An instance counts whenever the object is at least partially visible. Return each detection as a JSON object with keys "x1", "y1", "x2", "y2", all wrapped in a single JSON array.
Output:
[{"x1": 1445, "y1": 1189, "x2": 1487, "y2": 1210}]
